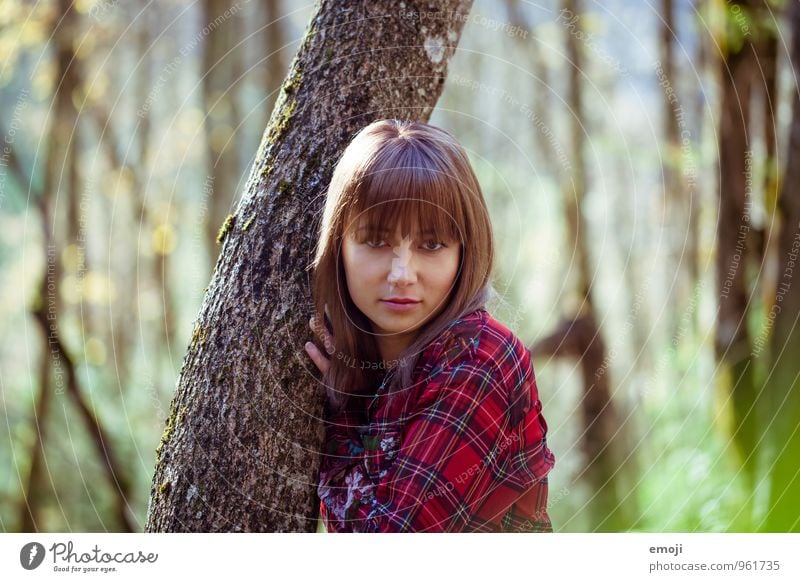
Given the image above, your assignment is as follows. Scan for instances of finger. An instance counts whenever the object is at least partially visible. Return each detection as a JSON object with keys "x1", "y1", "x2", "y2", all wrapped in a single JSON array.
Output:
[
  {"x1": 304, "y1": 341, "x2": 330, "y2": 375},
  {"x1": 310, "y1": 315, "x2": 331, "y2": 337},
  {"x1": 310, "y1": 316, "x2": 335, "y2": 353},
  {"x1": 304, "y1": 341, "x2": 324, "y2": 373}
]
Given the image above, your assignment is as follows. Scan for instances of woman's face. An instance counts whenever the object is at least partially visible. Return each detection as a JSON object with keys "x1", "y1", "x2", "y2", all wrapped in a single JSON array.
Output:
[{"x1": 341, "y1": 220, "x2": 461, "y2": 359}]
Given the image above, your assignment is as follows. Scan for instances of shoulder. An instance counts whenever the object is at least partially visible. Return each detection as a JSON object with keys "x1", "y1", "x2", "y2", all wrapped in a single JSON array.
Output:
[{"x1": 419, "y1": 308, "x2": 532, "y2": 391}]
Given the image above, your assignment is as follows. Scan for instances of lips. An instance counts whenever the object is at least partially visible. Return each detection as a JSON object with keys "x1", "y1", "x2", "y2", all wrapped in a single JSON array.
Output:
[{"x1": 382, "y1": 298, "x2": 421, "y2": 304}]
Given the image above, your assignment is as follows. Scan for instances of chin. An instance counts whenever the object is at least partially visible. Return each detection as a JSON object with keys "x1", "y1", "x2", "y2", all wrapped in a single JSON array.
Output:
[{"x1": 375, "y1": 313, "x2": 419, "y2": 330}]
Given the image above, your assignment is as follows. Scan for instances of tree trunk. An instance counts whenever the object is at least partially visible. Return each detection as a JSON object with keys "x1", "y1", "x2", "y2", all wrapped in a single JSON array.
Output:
[
  {"x1": 536, "y1": 0, "x2": 631, "y2": 532},
  {"x1": 716, "y1": 0, "x2": 763, "y2": 487},
  {"x1": 503, "y1": 0, "x2": 557, "y2": 174},
  {"x1": 261, "y1": 0, "x2": 287, "y2": 129},
  {"x1": 659, "y1": 0, "x2": 699, "y2": 322},
  {"x1": 202, "y1": 0, "x2": 244, "y2": 260},
  {"x1": 15, "y1": 0, "x2": 80, "y2": 531},
  {"x1": 19, "y1": 288, "x2": 53, "y2": 532},
  {"x1": 763, "y1": 0, "x2": 800, "y2": 533},
  {"x1": 145, "y1": 0, "x2": 474, "y2": 532}
]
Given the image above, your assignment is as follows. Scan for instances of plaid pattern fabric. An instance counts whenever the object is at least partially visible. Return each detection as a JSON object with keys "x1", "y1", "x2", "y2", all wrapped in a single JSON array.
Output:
[{"x1": 317, "y1": 308, "x2": 555, "y2": 533}]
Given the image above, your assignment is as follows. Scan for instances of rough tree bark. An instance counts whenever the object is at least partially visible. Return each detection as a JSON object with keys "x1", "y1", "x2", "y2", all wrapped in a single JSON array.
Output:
[{"x1": 145, "y1": 0, "x2": 475, "y2": 532}]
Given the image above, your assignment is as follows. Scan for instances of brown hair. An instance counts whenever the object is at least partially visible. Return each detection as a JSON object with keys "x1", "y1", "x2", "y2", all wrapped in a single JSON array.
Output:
[{"x1": 308, "y1": 119, "x2": 495, "y2": 413}]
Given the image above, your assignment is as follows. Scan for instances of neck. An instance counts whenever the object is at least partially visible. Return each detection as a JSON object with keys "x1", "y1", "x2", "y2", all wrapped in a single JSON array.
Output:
[{"x1": 376, "y1": 333, "x2": 414, "y2": 367}]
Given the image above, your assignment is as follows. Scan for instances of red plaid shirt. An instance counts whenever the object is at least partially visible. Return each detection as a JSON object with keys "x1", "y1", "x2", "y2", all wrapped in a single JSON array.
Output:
[{"x1": 317, "y1": 308, "x2": 555, "y2": 532}]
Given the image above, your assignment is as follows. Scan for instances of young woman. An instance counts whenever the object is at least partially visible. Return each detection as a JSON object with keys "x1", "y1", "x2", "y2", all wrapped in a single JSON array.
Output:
[{"x1": 304, "y1": 119, "x2": 555, "y2": 532}]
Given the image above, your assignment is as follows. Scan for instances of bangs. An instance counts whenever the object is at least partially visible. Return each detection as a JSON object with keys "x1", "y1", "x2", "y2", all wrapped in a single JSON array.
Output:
[{"x1": 345, "y1": 143, "x2": 466, "y2": 243}]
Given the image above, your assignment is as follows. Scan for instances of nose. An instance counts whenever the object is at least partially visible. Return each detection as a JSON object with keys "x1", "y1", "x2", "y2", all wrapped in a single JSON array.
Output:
[{"x1": 387, "y1": 235, "x2": 417, "y2": 288}]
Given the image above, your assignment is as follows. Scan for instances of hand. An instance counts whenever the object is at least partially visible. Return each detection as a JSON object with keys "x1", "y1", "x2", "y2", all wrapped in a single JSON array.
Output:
[{"x1": 305, "y1": 315, "x2": 334, "y2": 375}]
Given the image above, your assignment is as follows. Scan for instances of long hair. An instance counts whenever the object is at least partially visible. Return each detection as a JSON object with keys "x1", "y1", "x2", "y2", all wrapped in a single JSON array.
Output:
[{"x1": 308, "y1": 119, "x2": 495, "y2": 413}]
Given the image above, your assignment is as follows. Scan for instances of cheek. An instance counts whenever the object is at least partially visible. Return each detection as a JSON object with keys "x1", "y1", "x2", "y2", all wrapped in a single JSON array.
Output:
[
  {"x1": 429, "y1": 252, "x2": 460, "y2": 290},
  {"x1": 342, "y1": 244, "x2": 382, "y2": 284}
]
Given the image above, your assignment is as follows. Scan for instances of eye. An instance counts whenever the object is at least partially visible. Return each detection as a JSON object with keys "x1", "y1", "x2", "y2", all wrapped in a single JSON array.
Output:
[
  {"x1": 421, "y1": 240, "x2": 446, "y2": 252},
  {"x1": 365, "y1": 239, "x2": 388, "y2": 249}
]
